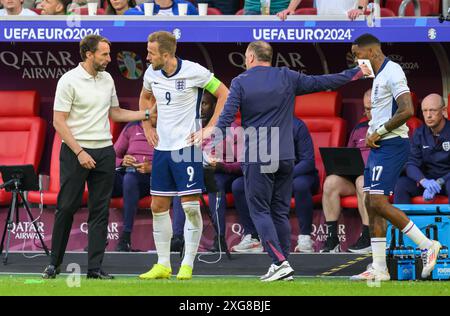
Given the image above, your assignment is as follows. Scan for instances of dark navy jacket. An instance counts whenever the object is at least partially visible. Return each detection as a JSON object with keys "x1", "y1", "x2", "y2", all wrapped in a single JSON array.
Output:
[
  {"x1": 293, "y1": 117, "x2": 318, "y2": 177},
  {"x1": 406, "y1": 119, "x2": 450, "y2": 182},
  {"x1": 216, "y1": 65, "x2": 362, "y2": 163}
]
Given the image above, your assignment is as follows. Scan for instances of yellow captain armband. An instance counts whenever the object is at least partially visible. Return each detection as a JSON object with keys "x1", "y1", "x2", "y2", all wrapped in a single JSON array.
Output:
[{"x1": 204, "y1": 76, "x2": 221, "y2": 94}]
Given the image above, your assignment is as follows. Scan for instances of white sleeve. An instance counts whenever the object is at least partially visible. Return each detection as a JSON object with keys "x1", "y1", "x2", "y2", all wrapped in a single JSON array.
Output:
[
  {"x1": 53, "y1": 76, "x2": 73, "y2": 112},
  {"x1": 388, "y1": 64, "x2": 410, "y2": 100},
  {"x1": 143, "y1": 71, "x2": 153, "y2": 92},
  {"x1": 111, "y1": 83, "x2": 120, "y2": 108},
  {"x1": 192, "y1": 63, "x2": 214, "y2": 88}
]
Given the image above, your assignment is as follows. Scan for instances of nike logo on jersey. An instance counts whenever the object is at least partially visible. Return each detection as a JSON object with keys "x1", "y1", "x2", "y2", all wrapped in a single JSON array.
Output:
[
  {"x1": 423, "y1": 146, "x2": 430, "y2": 149},
  {"x1": 136, "y1": 133, "x2": 144, "y2": 136},
  {"x1": 186, "y1": 183, "x2": 197, "y2": 188},
  {"x1": 371, "y1": 183, "x2": 381, "y2": 188}
]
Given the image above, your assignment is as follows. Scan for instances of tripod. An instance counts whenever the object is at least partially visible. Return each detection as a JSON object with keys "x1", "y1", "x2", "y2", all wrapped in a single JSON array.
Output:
[{"x1": 0, "y1": 175, "x2": 49, "y2": 265}]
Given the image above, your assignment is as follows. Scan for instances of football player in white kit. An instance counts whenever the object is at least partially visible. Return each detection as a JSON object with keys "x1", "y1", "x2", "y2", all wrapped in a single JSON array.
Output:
[
  {"x1": 137, "y1": 31, "x2": 229, "y2": 280},
  {"x1": 350, "y1": 34, "x2": 441, "y2": 281}
]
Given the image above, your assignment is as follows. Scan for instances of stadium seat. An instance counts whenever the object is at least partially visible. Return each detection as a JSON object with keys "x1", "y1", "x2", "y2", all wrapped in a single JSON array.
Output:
[
  {"x1": 27, "y1": 134, "x2": 89, "y2": 206},
  {"x1": 30, "y1": 8, "x2": 42, "y2": 14},
  {"x1": 411, "y1": 196, "x2": 449, "y2": 204},
  {"x1": 295, "y1": 8, "x2": 317, "y2": 15},
  {"x1": 28, "y1": 120, "x2": 122, "y2": 206},
  {"x1": 295, "y1": 91, "x2": 342, "y2": 118},
  {"x1": 385, "y1": 0, "x2": 433, "y2": 16},
  {"x1": 293, "y1": 117, "x2": 347, "y2": 207},
  {"x1": 235, "y1": 8, "x2": 244, "y2": 15},
  {"x1": 207, "y1": 7, "x2": 223, "y2": 15},
  {"x1": 406, "y1": 117, "x2": 423, "y2": 138},
  {"x1": 200, "y1": 193, "x2": 235, "y2": 209},
  {"x1": 110, "y1": 196, "x2": 152, "y2": 209},
  {"x1": 380, "y1": 7, "x2": 396, "y2": 17},
  {"x1": 0, "y1": 91, "x2": 46, "y2": 206},
  {"x1": 448, "y1": 93, "x2": 450, "y2": 118},
  {"x1": 71, "y1": 7, "x2": 106, "y2": 15}
]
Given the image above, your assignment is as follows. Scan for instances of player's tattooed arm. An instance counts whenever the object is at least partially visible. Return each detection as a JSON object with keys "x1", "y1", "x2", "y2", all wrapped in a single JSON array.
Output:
[{"x1": 384, "y1": 92, "x2": 414, "y2": 132}]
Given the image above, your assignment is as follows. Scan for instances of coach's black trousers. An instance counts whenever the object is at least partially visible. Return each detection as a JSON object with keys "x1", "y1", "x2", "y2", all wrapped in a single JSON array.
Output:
[{"x1": 50, "y1": 143, "x2": 115, "y2": 270}]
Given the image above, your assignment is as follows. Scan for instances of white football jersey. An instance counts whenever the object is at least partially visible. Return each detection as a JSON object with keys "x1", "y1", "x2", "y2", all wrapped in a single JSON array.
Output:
[
  {"x1": 368, "y1": 58, "x2": 410, "y2": 139},
  {"x1": 143, "y1": 58, "x2": 213, "y2": 151}
]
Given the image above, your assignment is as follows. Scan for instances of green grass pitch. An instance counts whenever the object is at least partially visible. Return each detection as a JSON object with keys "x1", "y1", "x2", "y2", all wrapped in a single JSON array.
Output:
[{"x1": 0, "y1": 275, "x2": 449, "y2": 296}]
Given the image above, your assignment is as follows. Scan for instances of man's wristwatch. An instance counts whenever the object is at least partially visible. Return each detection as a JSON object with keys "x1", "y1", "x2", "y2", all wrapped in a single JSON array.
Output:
[
  {"x1": 358, "y1": 5, "x2": 364, "y2": 10},
  {"x1": 144, "y1": 109, "x2": 150, "y2": 121}
]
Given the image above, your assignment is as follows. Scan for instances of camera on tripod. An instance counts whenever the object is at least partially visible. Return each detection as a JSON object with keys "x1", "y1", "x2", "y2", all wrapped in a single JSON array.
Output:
[{"x1": 0, "y1": 165, "x2": 49, "y2": 264}]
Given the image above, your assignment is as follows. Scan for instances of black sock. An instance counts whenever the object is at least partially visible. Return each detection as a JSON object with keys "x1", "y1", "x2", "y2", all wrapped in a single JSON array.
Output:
[
  {"x1": 326, "y1": 221, "x2": 338, "y2": 239},
  {"x1": 121, "y1": 231, "x2": 131, "y2": 243},
  {"x1": 362, "y1": 225, "x2": 370, "y2": 239}
]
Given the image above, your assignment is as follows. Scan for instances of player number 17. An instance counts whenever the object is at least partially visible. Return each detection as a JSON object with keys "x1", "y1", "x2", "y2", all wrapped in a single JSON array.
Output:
[{"x1": 372, "y1": 166, "x2": 383, "y2": 182}]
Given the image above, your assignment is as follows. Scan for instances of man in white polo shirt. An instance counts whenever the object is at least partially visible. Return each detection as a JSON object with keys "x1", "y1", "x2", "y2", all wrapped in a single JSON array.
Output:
[
  {"x1": 0, "y1": 0, "x2": 38, "y2": 15},
  {"x1": 42, "y1": 34, "x2": 149, "y2": 280}
]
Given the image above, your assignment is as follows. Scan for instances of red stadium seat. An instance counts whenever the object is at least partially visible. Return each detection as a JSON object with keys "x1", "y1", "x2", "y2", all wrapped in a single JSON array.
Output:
[
  {"x1": 71, "y1": 7, "x2": 106, "y2": 15},
  {"x1": 385, "y1": 0, "x2": 433, "y2": 16},
  {"x1": 380, "y1": 7, "x2": 396, "y2": 17},
  {"x1": 411, "y1": 196, "x2": 449, "y2": 204},
  {"x1": 207, "y1": 7, "x2": 223, "y2": 15},
  {"x1": 28, "y1": 134, "x2": 89, "y2": 206},
  {"x1": 406, "y1": 117, "x2": 423, "y2": 138},
  {"x1": 200, "y1": 193, "x2": 235, "y2": 209},
  {"x1": 28, "y1": 121, "x2": 122, "y2": 206},
  {"x1": 448, "y1": 93, "x2": 450, "y2": 118},
  {"x1": 110, "y1": 196, "x2": 152, "y2": 209},
  {"x1": 0, "y1": 91, "x2": 46, "y2": 205},
  {"x1": 295, "y1": 91, "x2": 342, "y2": 118},
  {"x1": 292, "y1": 117, "x2": 347, "y2": 207},
  {"x1": 295, "y1": 8, "x2": 317, "y2": 15},
  {"x1": 297, "y1": 0, "x2": 314, "y2": 8},
  {"x1": 235, "y1": 8, "x2": 244, "y2": 15},
  {"x1": 30, "y1": 8, "x2": 42, "y2": 14}
]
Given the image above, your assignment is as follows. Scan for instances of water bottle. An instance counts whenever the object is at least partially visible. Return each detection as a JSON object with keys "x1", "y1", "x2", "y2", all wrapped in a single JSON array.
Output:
[{"x1": 260, "y1": 0, "x2": 270, "y2": 15}]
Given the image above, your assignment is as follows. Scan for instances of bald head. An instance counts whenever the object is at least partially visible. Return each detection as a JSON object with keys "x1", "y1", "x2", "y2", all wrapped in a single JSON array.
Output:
[
  {"x1": 245, "y1": 41, "x2": 273, "y2": 70},
  {"x1": 363, "y1": 89, "x2": 372, "y2": 120},
  {"x1": 421, "y1": 93, "x2": 446, "y2": 129}
]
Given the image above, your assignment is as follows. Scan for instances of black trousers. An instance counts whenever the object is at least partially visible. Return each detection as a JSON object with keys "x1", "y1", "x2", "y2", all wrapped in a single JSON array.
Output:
[{"x1": 50, "y1": 143, "x2": 115, "y2": 270}]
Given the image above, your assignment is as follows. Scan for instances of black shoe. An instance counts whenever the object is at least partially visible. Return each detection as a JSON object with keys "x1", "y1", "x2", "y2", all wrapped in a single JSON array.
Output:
[
  {"x1": 42, "y1": 265, "x2": 60, "y2": 279},
  {"x1": 320, "y1": 236, "x2": 340, "y2": 253},
  {"x1": 209, "y1": 235, "x2": 228, "y2": 253},
  {"x1": 115, "y1": 238, "x2": 131, "y2": 252},
  {"x1": 170, "y1": 235, "x2": 185, "y2": 252},
  {"x1": 348, "y1": 234, "x2": 371, "y2": 254},
  {"x1": 87, "y1": 269, "x2": 114, "y2": 280}
]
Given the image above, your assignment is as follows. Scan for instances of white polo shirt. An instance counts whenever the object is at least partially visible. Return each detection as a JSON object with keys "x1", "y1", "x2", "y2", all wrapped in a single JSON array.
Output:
[
  {"x1": 0, "y1": 8, "x2": 38, "y2": 16},
  {"x1": 54, "y1": 63, "x2": 119, "y2": 149},
  {"x1": 316, "y1": 0, "x2": 356, "y2": 15}
]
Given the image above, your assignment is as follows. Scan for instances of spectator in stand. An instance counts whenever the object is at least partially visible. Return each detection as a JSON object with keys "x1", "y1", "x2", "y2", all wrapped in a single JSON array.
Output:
[
  {"x1": 321, "y1": 89, "x2": 372, "y2": 254},
  {"x1": 196, "y1": 0, "x2": 240, "y2": 15},
  {"x1": 40, "y1": 0, "x2": 71, "y2": 15},
  {"x1": 0, "y1": 0, "x2": 38, "y2": 15},
  {"x1": 106, "y1": 0, "x2": 136, "y2": 15},
  {"x1": 277, "y1": 0, "x2": 369, "y2": 20},
  {"x1": 125, "y1": 0, "x2": 197, "y2": 15},
  {"x1": 244, "y1": 0, "x2": 294, "y2": 15},
  {"x1": 394, "y1": 94, "x2": 450, "y2": 203},
  {"x1": 112, "y1": 121, "x2": 154, "y2": 251}
]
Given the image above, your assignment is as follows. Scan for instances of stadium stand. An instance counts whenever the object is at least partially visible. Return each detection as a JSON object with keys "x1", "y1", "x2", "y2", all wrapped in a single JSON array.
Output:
[{"x1": 0, "y1": 91, "x2": 46, "y2": 205}]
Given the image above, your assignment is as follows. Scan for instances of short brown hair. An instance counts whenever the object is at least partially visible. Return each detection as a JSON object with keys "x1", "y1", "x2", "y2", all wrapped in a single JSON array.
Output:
[
  {"x1": 148, "y1": 31, "x2": 177, "y2": 56},
  {"x1": 79, "y1": 35, "x2": 111, "y2": 61},
  {"x1": 247, "y1": 41, "x2": 273, "y2": 63}
]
